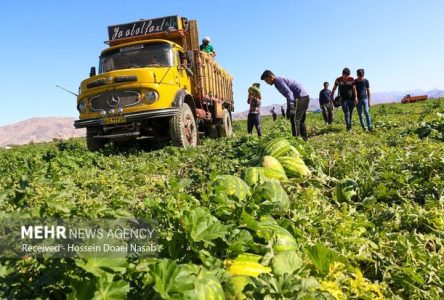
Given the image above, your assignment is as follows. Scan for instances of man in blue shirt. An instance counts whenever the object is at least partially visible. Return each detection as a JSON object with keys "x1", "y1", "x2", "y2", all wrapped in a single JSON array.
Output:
[
  {"x1": 261, "y1": 70, "x2": 310, "y2": 139},
  {"x1": 319, "y1": 81, "x2": 333, "y2": 125}
]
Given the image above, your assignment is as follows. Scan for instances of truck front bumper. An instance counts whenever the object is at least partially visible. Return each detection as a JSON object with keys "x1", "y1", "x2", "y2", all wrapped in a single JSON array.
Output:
[{"x1": 74, "y1": 108, "x2": 180, "y2": 128}]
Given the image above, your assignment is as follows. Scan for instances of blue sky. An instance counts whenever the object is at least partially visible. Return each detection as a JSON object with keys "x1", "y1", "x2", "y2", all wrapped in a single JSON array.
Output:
[{"x1": 1, "y1": 0, "x2": 443, "y2": 125}]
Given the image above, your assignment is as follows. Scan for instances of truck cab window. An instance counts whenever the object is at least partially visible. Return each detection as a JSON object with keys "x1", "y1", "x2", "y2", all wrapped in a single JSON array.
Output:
[{"x1": 99, "y1": 43, "x2": 174, "y2": 73}]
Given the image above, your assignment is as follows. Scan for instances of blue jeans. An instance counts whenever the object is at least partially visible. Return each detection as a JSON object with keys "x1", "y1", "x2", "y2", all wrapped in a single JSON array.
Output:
[
  {"x1": 356, "y1": 99, "x2": 372, "y2": 130},
  {"x1": 341, "y1": 100, "x2": 355, "y2": 130}
]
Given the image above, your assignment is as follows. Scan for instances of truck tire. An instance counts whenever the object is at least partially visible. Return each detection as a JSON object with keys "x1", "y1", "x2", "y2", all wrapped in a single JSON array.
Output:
[
  {"x1": 86, "y1": 128, "x2": 105, "y2": 151},
  {"x1": 169, "y1": 103, "x2": 198, "y2": 147},
  {"x1": 217, "y1": 108, "x2": 233, "y2": 137}
]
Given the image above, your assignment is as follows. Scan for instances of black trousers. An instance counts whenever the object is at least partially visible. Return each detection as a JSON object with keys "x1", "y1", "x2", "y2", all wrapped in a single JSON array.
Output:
[
  {"x1": 290, "y1": 95, "x2": 310, "y2": 139},
  {"x1": 247, "y1": 113, "x2": 262, "y2": 136},
  {"x1": 320, "y1": 101, "x2": 333, "y2": 124}
]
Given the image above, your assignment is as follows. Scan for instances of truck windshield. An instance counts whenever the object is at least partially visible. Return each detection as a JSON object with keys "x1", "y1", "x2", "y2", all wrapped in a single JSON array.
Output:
[{"x1": 99, "y1": 43, "x2": 174, "y2": 73}]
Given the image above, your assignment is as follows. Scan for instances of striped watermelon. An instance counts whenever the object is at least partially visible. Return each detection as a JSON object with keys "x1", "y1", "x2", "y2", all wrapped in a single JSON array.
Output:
[
  {"x1": 262, "y1": 137, "x2": 291, "y2": 158},
  {"x1": 261, "y1": 155, "x2": 286, "y2": 175},
  {"x1": 288, "y1": 145, "x2": 301, "y2": 157},
  {"x1": 277, "y1": 156, "x2": 311, "y2": 177},
  {"x1": 213, "y1": 175, "x2": 251, "y2": 201},
  {"x1": 184, "y1": 269, "x2": 225, "y2": 300},
  {"x1": 254, "y1": 181, "x2": 289, "y2": 212},
  {"x1": 257, "y1": 219, "x2": 298, "y2": 253},
  {"x1": 242, "y1": 167, "x2": 287, "y2": 186},
  {"x1": 336, "y1": 178, "x2": 358, "y2": 202},
  {"x1": 225, "y1": 253, "x2": 271, "y2": 277}
]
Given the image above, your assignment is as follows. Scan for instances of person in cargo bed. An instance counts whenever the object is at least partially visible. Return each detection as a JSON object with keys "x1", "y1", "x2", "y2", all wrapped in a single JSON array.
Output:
[{"x1": 200, "y1": 36, "x2": 216, "y2": 57}]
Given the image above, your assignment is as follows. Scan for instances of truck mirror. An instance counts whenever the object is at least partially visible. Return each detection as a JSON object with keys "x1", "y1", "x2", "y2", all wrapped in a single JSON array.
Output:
[{"x1": 89, "y1": 67, "x2": 96, "y2": 77}]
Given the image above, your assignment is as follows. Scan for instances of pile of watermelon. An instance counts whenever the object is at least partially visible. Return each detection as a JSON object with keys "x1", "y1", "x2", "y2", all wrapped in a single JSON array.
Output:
[{"x1": 210, "y1": 138, "x2": 311, "y2": 282}]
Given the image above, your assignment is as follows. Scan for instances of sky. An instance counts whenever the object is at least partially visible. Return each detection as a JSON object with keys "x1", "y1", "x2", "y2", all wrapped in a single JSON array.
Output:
[{"x1": 0, "y1": 0, "x2": 443, "y2": 126}]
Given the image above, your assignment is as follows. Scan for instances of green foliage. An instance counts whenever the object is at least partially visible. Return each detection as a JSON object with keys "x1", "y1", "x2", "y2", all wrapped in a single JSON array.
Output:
[{"x1": 0, "y1": 99, "x2": 443, "y2": 299}]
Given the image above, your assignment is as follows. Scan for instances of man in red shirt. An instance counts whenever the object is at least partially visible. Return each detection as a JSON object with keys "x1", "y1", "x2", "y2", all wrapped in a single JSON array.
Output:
[{"x1": 331, "y1": 68, "x2": 358, "y2": 131}]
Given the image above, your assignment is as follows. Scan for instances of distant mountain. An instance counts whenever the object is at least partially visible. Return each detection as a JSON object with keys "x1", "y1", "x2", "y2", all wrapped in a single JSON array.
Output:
[
  {"x1": 0, "y1": 117, "x2": 85, "y2": 147},
  {"x1": 233, "y1": 89, "x2": 444, "y2": 119}
]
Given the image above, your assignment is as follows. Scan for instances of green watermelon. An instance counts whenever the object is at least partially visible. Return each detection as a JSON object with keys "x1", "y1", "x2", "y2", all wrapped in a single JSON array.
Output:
[
  {"x1": 262, "y1": 138, "x2": 291, "y2": 158},
  {"x1": 335, "y1": 178, "x2": 358, "y2": 202},
  {"x1": 261, "y1": 155, "x2": 286, "y2": 175},
  {"x1": 242, "y1": 167, "x2": 287, "y2": 186},
  {"x1": 277, "y1": 156, "x2": 311, "y2": 177},
  {"x1": 257, "y1": 219, "x2": 298, "y2": 253},
  {"x1": 288, "y1": 145, "x2": 301, "y2": 157},
  {"x1": 254, "y1": 181, "x2": 289, "y2": 212},
  {"x1": 184, "y1": 269, "x2": 225, "y2": 300},
  {"x1": 213, "y1": 175, "x2": 251, "y2": 201}
]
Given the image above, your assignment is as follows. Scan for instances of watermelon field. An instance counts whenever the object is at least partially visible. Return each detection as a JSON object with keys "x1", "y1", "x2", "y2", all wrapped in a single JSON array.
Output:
[{"x1": 0, "y1": 99, "x2": 443, "y2": 299}]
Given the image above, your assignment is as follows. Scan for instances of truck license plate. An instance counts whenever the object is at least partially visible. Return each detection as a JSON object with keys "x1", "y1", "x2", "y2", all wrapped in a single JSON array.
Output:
[{"x1": 102, "y1": 116, "x2": 126, "y2": 125}]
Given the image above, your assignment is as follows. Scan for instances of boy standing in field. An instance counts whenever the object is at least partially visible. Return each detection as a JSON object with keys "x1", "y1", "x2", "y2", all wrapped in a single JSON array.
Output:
[
  {"x1": 355, "y1": 69, "x2": 373, "y2": 132},
  {"x1": 319, "y1": 81, "x2": 333, "y2": 125},
  {"x1": 247, "y1": 83, "x2": 262, "y2": 136},
  {"x1": 331, "y1": 68, "x2": 358, "y2": 131}
]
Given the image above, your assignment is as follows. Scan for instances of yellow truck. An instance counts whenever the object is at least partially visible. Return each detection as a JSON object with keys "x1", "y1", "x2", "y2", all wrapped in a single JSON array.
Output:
[{"x1": 74, "y1": 16, "x2": 234, "y2": 151}]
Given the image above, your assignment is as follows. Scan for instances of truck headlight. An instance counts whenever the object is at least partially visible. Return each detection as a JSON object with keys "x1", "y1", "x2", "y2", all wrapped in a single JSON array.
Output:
[
  {"x1": 77, "y1": 99, "x2": 87, "y2": 113},
  {"x1": 145, "y1": 91, "x2": 159, "y2": 104}
]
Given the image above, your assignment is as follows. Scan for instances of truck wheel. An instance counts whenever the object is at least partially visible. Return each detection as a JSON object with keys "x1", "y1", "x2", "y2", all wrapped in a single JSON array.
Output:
[
  {"x1": 170, "y1": 103, "x2": 198, "y2": 147},
  {"x1": 217, "y1": 108, "x2": 233, "y2": 137},
  {"x1": 86, "y1": 128, "x2": 105, "y2": 151}
]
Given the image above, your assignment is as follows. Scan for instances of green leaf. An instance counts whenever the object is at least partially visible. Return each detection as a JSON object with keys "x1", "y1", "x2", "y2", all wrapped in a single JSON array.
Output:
[
  {"x1": 303, "y1": 244, "x2": 345, "y2": 275},
  {"x1": 92, "y1": 275, "x2": 130, "y2": 300},
  {"x1": 183, "y1": 207, "x2": 228, "y2": 245},
  {"x1": 271, "y1": 251, "x2": 304, "y2": 276},
  {"x1": 75, "y1": 258, "x2": 127, "y2": 278},
  {"x1": 149, "y1": 259, "x2": 196, "y2": 299}
]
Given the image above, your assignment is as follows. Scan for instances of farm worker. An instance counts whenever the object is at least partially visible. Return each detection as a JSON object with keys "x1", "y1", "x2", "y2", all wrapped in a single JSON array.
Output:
[
  {"x1": 261, "y1": 70, "x2": 310, "y2": 140},
  {"x1": 200, "y1": 36, "x2": 216, "y2": 57},
  {"x1": 281, "y1": 106, "x2": 285, "y2": 118},
  {"x1": 355, "y1": 69, "x2": 373, "y2": 132},
  {"x1": 247, "y1": 83, "x2": 262, "y2": 136},
  {"x1": 270, "y1": 107, "x2": 277, "y2": 121},
  {"x1": 319, "y1": 81, "x2": 333, "y2": 125},
  {"x1": 331, "y1": 68, "x2": 358, "y2": 131}
]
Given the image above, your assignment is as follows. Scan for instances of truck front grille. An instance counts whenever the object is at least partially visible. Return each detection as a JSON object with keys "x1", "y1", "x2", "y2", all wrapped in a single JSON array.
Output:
[{"x1": 90, "y1": 91, "x2": 141, "y2": 111}]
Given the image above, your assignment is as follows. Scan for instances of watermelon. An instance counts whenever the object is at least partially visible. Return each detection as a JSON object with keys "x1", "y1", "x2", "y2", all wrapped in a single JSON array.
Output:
[
  {"x1": 213, "y1": 175, "x2": 251, "y2": 201},
  {"x1": 242, "y1": 167, "x2": 287, "y2": 186},
  {"x1": 253, "y1": 181, "x2": 289, "y2": 212},
  {"x1": 224, "y1": 275, "x2": 252, "y2": 300},
  {"x1": 190, "y1": 269, "x2": 225, "y2": 300},
  {"x1": 277, "y1": 156, "x2": 311, "y2": 177},
  {"x1": 257, "y1": 219, "x2": 298, "y2": 253},
  {"x1": 335, "y1": 178, "x2": 358, "y2": 202},
  {"x1": 225, "y1": 253, "x2": 271, "y2": 277},
  {"x1": 262, "y1": 138, "x2": 291, "y2": 158},
  {"x1": 288, "y1": 145, "x2": 301, "y2": 157},
  {"x1": 261, "y1": 155, "x2": 286, "y2": 175}
]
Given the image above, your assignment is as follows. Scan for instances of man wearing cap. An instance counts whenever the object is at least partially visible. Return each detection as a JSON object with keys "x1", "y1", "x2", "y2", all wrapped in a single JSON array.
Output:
[
  {"x1": 261, "y1": 70, "x2": 310, "y2": 139},
  {"x1": 200, "y1": 37, "x2": 216, "y2": 57},
  {"x1": 331, "y1": 68, "x2": 358, "y2": 131}
]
